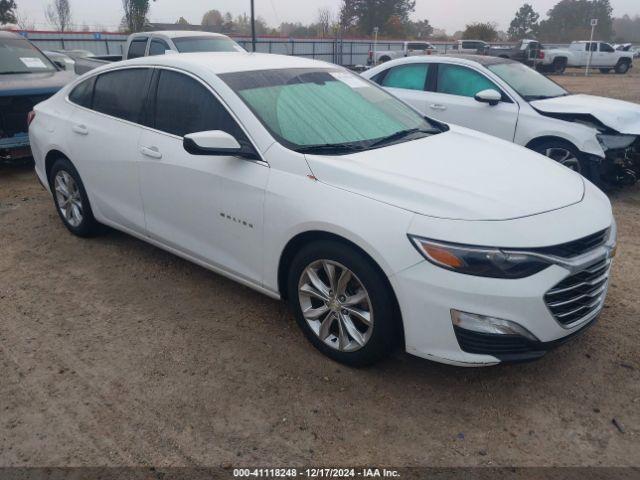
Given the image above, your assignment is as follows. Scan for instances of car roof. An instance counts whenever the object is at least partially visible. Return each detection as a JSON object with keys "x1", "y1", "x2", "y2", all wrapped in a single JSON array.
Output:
[
  {"x1": 131, "y1": 31, "x2": 232, "y2": 39},
  {"x1": 117, "y1": 51, "x2": 336, "y2": 74},
  {"x1": 370, "y1": 54, "x2": 514, "y2": 69}
]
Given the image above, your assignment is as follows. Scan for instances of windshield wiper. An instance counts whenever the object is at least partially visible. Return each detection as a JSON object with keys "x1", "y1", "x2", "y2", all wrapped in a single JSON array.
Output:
[
  {"x1": 294, "y1": 143, "x2": 365, "y2": 155},
  {"x1": 367, "y1": 128, "x2": 433, "y2": 149}
]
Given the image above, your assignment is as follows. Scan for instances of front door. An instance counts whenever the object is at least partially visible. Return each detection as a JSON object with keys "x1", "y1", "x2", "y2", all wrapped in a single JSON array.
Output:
[
  {"x1": 137, "y1": 69, "x2": 269, "y2": 283},
  {"x1": 423, "y1": 63, "x2": 519, "y2": 141}
]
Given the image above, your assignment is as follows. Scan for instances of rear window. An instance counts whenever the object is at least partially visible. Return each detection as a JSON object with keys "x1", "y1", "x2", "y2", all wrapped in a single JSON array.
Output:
[
  {"x1": 92, "y1": 68, "x2": 151, "y2": 123},
  {"x1": 127, "y1": 38, "x2": 148, "y2": 59},
  {"x1": 173, "y1": 37, "x2": 244, "y2": 53}
]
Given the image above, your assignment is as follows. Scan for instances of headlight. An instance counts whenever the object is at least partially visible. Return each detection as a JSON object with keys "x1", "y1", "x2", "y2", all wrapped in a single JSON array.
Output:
[
  {"x1": 597, "y1": 134, "x2": 636, "y2": 150},
  {"x1": 408, "y1": 236, "x2": 551, "y2": 279}
]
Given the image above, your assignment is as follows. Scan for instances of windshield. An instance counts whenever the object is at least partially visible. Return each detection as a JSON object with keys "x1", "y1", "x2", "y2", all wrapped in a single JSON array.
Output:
[
  {"x1": 173, "y1": 37, "x2": 245, "y2": 53},
  {"x1": 0, "y1": 37, "x2": 56, "y2": 74},
  {"x1": 221, "y1": 68, "x2": 441, "y2": 154},
  {"x1": 487, "y1": 62, "x2": 568, "y2": 101}
]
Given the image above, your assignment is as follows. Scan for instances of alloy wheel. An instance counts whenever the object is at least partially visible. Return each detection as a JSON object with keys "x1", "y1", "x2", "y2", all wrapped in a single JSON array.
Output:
[
  {"x1": 298, "y1": 260, "x2": 373, "y2": 352},
  {"x1": 544, "y1": 147, "x2": 581, "y2": 173},
  {"x1": 54, "y1": 170, "x2": 84, "y2": 227}
]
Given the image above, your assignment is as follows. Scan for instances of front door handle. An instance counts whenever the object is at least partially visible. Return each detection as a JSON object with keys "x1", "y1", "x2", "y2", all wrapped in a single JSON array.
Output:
[
  {"x1": 140, "y1": 146, "x2": 163, "y2": 160},
  {"x1": 429, "y1": 104, "x2": 447, "y2": 111},
  {"x1": 72, "y1": 124, "x2": 88, "y2": 135}
]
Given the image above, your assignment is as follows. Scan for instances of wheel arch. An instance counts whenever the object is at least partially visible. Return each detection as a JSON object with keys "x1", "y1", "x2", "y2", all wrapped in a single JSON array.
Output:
[
  {"x1": 277, "y1": 230, "x2": 405, "y2": 343},
  {"x1": 45, "y1": 149, "x2": 73, "y2": 185},
  {"x1": 525, "y1": 135, "x2": 580, "y2": 152}
]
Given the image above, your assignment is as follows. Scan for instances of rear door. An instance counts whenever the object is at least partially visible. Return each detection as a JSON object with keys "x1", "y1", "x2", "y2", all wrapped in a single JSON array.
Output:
[
  {"x1": 425, "y1": 63, "x2": 518, "y2": 141},
  {"x1": 137, "y1": 68, "x2": 269, "y2": 282},
  {"x1": 376, "y1": 62, "x2": 431, "y2": 113},
  {"x1": 67, "y1": 67, "x2": 152, "y2": 231}
]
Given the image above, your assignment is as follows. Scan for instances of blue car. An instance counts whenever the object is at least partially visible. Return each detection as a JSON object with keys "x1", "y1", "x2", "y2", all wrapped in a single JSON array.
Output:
[{"x1": 1, "y1": 31, "x2": 75, "y2": 162}]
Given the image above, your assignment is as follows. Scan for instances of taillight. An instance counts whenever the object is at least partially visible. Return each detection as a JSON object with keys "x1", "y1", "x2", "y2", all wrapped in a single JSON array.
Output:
[
  {"x1": 538, "y1": 51, "x2": 545, "y2": 59},
  {"x1": 27, "y1": 110, "x2": 36, "y2": 126}
]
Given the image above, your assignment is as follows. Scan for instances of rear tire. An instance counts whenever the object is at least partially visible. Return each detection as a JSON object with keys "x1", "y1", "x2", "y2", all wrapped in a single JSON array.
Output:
[
  {"x1": 287, "y1": 240, "x2": 400, "y2": 367},
  {"x1": 49, "y1": 157, "x2": 103, "y2": 237},
  {"x1": 552, "y1": 58, "x2": 567, "y2": 74},
  {"x1": 615, "y1": 61, "x2": 630, "y2": 74}
]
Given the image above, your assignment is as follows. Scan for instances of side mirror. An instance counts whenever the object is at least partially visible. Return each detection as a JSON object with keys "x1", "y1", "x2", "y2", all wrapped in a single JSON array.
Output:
[
  {"x1": 183, "y1": 130, "x2": 258, "y2": 159},
  {"x1": 53, "y1": 60, "x2": 67, "y2": 70},
  {"x1": 474, "y1": 89, "x2": 502, "y2": 106}
]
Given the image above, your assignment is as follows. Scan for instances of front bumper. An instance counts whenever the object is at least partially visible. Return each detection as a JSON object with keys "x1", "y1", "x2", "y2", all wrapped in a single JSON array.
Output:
[{"x1": 391, "y1": 233, "x2": 615, "y2": 367}]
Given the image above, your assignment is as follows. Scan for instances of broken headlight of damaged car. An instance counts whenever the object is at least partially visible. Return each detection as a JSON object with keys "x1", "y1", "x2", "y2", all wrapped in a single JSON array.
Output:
[
  {"x1": 408, "y1": 236, "x2": 551, "y2": 279},
  {"x1": 597, "y1": 134, "x2": 637, "y2": 150},
  {"x1": 596, "y1": 133, "x2": 639, "y2": 186}
]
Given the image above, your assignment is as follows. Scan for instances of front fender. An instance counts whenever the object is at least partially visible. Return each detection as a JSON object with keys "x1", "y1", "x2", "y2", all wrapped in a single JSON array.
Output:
[{"x1": 515, "y1": 110, "x2": 605, "y2": 158}]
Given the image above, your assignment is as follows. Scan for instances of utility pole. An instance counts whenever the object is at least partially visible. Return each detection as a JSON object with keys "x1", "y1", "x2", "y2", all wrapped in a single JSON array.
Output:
[
  {"x1": 585, "y1": 18, "x2": 597, "y2": 76},
  {"x1": 373, "y1": 27, "x2": 379, "y2": 65},
  {"x1": 250, "y1": 0, "x2": 256, "y2": 52}
]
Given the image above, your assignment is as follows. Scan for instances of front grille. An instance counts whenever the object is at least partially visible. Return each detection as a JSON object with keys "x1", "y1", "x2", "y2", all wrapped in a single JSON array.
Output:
[
  {"x1": 531, "y1": 229, "x2": 609, "y2": 258},
  {"x1": 544, "y1": 258, "x2": 610, "y2": 327},
  {"x1": 0, "y1": 94, "x2": 51, "y2": 138}
]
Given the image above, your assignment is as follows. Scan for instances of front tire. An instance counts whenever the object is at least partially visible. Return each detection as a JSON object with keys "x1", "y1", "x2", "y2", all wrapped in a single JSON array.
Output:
[
  {"x1": 50, "y1": 157, "x2": 102, "y2": 237},
  {"x1": 287, "y1": 240, "x2": 400, "y2": 367},
  {"x1": 531, "y1": 140, "x2": 588, "y2": 178}
]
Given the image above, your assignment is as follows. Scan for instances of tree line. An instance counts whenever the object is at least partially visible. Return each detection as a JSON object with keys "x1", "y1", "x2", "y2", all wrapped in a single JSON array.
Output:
[{"x1": 1, "y1": 0, "x2": 638, "y2": 43}]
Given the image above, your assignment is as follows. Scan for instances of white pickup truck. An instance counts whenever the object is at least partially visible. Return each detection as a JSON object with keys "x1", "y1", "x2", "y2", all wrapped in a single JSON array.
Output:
[
  {"x1": 540, "y1": 41, "x2": 633, "y2": 74},
  {"x1": 72, "y1": 31, "x2": 245, "y2": 74},
  {"x1": 368, "y1": 41, "x2": 436, "y2": 65}
]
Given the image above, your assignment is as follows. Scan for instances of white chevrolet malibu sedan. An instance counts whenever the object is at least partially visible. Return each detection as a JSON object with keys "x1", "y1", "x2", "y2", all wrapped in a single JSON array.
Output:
[
  {"x1": 362, "y1": 55, "x2": 640, "y2": 186},
  {"x1": 29, "y1": 52, "x2": 616, "y2": 367}
]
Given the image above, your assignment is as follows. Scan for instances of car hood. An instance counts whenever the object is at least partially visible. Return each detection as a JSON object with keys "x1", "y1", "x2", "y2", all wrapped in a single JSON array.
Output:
[
  {"x1": 0, "y1": 70, "x2": 76, "y2": 97},
  {"x1": 531, "y1": 94, "x2": 640, "y2": 135},
  {"x1": 305, "y1": 127, "x2": 585, "y2": 221}
]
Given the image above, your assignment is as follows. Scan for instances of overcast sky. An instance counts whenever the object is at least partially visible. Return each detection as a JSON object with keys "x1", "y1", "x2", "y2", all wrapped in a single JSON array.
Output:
[{"x1": 14, "y1": 0, "x2": 640, "y2": 34}]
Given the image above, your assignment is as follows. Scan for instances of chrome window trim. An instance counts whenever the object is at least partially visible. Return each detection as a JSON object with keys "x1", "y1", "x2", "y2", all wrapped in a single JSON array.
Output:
[{"x1": 64, "y1": 64, "x2": 268, "y2": 167}]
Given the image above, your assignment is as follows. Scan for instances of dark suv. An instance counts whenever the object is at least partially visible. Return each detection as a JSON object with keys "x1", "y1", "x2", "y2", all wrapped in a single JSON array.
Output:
[{"x1": 0, "y1": 31, "x2": 75, "y2": 162}]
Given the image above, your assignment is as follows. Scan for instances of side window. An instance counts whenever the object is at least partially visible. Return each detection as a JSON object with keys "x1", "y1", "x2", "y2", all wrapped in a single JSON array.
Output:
[
  {"x1": 69, "y1": 76, "x2": 96, "y2": 108},
  {"x1": 93, "y1": 68, "x2": 151, "y2": 123},
  {"x1": 381, "y1": 63, "x2": 429, "y2": 91},
  {"x1": 407, "y1": 43, "x2": 428, "y2": 51},
  {"x1": 149, "y1": 39, "x2": 170, "y2": 56},
  {"x1": 127, "y1": 38, "x2": 148, "y2": 59},
  {"x1": 436, "y1": 64, "x2": 501, "y2": 99},
  {"x1": 153, "y1": 70, "x2": 247, "y2": 141},
  {"x1": 600, "y1": 43, "x2": 614, "y2": 53}
]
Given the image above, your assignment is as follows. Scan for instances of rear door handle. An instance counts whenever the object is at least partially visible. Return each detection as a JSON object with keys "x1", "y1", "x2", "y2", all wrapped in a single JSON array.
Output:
[
  {"x1": 429, "y1": 104, "x2": 447, "y2": 111},
  {"x1": 140, "y1": 146, "x2": 163, "y2": 160},
  {"x1": 72, "y1": 124, "x2": 88, "y2": 135}
]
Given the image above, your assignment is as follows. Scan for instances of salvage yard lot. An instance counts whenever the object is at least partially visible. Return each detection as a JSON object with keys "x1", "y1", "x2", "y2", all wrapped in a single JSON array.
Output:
[{"x1": 1, "y1": 70, "x2": 639, "y2": 467}]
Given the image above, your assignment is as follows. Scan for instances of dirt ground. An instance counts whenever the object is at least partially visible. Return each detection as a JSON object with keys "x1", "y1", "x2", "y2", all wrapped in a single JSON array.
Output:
[{"x1": 1, "y1": 70, "x2": 639, "y2": 468}]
